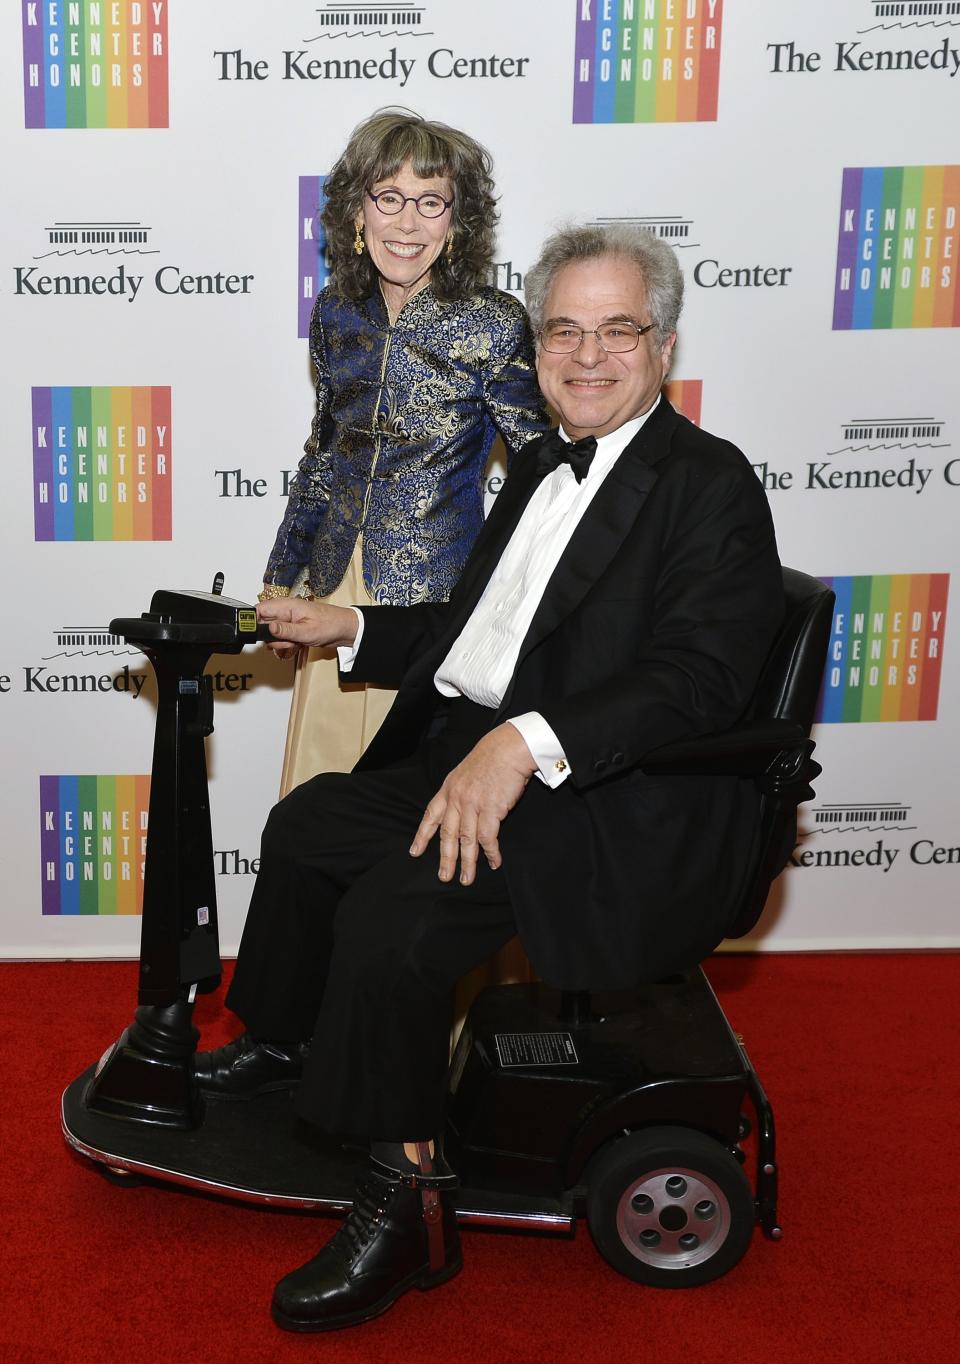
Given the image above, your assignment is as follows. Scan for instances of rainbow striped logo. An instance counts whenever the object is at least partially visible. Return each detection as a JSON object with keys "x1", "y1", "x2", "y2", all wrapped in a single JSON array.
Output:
[
  {"x1": 40, "y1": 776, "x2": 150, "y2": 915},
  {"x1": 298, "y1": 176, "x2": 330, "y2": 338},
  {"x1": 22, "y1": 0, "x2": 168, "y2": 128},
  {"x1": 32, "y1": 386, "x2": 172, "y2": 541},
  {"x1": 573, "y1": 0, "x2": 723, "y2": 124},
  {"x1": 817, "y1": 575, "x2": 949, "y2": 723},
  {"x1": 664, "y1": 379, "x2": 702, "y2": 426},
  {"x1": 833, "y1": 167, "x2": 960, "y2": 329}
]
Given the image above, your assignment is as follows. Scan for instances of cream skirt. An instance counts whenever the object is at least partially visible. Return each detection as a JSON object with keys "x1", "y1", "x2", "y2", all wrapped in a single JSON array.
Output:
[{"x1": 278, "y1": 541, "x2": 397, "y2": 797}]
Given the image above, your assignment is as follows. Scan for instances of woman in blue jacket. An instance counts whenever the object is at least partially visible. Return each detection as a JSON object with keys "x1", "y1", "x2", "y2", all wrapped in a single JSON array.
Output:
[{"x1": 261, "y1": 109, "x2": 548, "y2": 790}]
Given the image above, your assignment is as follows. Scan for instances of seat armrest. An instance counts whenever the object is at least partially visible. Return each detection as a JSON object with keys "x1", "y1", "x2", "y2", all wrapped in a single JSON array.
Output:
[{"x1": 641, "y1": 719, "x2": 810, "y2": 779}]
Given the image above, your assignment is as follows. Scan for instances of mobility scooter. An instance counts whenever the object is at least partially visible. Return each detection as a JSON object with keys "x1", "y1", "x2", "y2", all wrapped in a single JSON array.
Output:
[{"x1": 62, "y1": 570, "x2": 833, "y2": 1287}]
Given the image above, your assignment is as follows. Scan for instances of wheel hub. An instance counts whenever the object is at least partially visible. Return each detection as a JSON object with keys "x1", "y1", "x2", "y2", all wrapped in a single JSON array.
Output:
[{"x1": 616, "y1": 1166, "x2": 731, "y2": 1270}]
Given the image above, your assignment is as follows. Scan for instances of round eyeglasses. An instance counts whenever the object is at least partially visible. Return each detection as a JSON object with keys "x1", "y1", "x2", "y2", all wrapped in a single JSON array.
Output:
[
  {"x1": 367, "y1": 189, "x2": 453, "y2": 219},
  {"x1": 539, "y1": 320, "x2": 656, "y2": 354}
]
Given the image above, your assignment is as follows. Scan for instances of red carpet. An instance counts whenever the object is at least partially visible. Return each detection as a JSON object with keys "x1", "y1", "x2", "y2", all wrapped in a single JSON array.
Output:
[{"x1": 0, "y1": 953, "x2": 956, "y2": 1364}]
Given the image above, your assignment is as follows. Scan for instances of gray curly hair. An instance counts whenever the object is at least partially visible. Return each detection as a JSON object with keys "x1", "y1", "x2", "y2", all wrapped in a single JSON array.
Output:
[{"x1": 524, "y1": 223, "x2": 684, "y2": 350}]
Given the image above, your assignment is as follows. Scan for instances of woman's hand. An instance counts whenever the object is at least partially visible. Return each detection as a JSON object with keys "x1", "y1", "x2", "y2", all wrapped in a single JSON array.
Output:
[{"x1": 256, "y1": 599, "x2": 359, "y2": 657}]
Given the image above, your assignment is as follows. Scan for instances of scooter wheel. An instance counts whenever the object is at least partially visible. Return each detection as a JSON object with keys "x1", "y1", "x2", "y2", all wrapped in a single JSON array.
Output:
[{"x1": 585, "y1": 1125, "x2": 754, "y2": 1287}]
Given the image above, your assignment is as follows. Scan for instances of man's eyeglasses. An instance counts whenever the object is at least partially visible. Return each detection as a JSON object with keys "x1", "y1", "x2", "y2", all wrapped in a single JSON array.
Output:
[
  {"x1": 539, "y1": 320, "x2": 656, "y2": 354},
  {"x1": 367, "y1": 189, "x2": 453, "y2": 219}
]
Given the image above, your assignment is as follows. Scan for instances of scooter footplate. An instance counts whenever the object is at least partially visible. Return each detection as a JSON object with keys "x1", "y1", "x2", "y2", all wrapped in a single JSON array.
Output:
[{"x1": 62, "y1": 1066, "x2": 576, "y2": 1230}]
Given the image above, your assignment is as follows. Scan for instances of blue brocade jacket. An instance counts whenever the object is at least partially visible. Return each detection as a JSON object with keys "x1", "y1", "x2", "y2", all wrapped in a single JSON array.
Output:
[{"x1": 264, "y1": 284, "x2": 549, "y2": 604}]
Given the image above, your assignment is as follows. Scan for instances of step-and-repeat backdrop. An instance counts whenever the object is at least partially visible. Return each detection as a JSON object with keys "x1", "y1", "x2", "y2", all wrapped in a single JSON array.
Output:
[{"x1": 3, "y1": 1, "x2": 957, "y2": 959}]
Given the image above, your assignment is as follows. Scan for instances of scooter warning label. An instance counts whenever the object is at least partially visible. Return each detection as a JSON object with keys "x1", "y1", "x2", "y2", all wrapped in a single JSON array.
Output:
[{"x1": 494, "y1": 1032, "x2": 579, "y2": 1068}]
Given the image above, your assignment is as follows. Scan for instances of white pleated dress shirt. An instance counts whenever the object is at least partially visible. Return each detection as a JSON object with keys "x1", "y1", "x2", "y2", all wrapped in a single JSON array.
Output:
[{"x1": 341, "y1": 401, "x2": 658, "y2": 787}]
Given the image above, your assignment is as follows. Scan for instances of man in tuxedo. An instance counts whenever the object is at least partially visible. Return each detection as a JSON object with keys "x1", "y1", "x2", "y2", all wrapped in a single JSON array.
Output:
[{"x1": 197, "y1": 223, "x2": 783, "y2": 1332}]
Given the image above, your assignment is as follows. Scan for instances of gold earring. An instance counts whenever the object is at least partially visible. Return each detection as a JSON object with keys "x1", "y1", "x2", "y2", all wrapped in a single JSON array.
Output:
[
  {"x1": 354, "y1": 224, "x2": 364, "y2": 256},
  {"x1": 446, "y1": 231, "x2": 454, "y2": 260}
]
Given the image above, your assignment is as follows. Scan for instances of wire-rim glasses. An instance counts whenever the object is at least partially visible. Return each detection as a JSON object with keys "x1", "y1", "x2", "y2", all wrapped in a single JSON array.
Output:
[
  {"x1": 367, "y1": 189, "x2": 453, "y2": 219},
  {"x1": 539, "y1": 320, "x2": 656, "y2": 354}
]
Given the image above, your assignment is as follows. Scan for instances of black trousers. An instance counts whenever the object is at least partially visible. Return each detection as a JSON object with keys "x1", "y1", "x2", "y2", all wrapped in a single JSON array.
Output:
[{"x1": 226, "y1": 700, "x2": 517, "y2": 1140}]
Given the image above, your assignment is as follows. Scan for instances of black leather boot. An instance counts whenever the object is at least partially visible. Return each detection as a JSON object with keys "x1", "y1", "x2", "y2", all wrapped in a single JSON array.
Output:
[
  {"x1": 193, "y1": 1032, "x2": 308, "y2": 1099},
  {"x1": 271, "y1": 1157, "x2": 461, "y2": 1332}
]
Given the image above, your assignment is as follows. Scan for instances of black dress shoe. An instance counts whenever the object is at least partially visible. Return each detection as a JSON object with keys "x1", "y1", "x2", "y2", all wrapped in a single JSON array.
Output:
[
  {"x1": 272, "y1": 1161, "x2": 461, "y2": 1332},
  {"x1": 194, "y1": 1032, "x2": 307, "y2": 1100}
]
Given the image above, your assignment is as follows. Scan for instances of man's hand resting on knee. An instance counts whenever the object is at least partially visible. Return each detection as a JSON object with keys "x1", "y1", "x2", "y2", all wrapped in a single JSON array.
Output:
[
  {"x1": 256, "y1": 599, "x2": 359, "y2": 658},
  {"x1": 410, "y1": 723, "x2": 537, "y2": 886}
]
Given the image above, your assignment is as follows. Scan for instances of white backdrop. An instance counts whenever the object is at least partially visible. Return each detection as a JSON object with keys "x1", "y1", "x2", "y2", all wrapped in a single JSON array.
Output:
[{"x1": 2, "y1": 0, "x2": 958, "y2": 959}]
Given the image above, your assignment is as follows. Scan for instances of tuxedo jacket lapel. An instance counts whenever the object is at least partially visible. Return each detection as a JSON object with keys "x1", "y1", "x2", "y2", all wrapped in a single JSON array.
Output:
[
  {"x1": 401, "y1": 400, "x2": 681, "y2": 700},
  {"x1": 397, "y1": 436, "x2": 550, "y2": 691},
  {"x1": 435, "y1": 436, "x2": 548, "y2": 637},
  {"x1": 499, "y1": 399, "x2": 679, "y2": 710}
]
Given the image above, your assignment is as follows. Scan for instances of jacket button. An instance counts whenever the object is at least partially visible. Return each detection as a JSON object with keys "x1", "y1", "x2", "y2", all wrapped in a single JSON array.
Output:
[
  {"x1": 611, "y1": 751, "x2": 624, "y2": 765},
  {"x1": 594, "y1": 759, "x2": 607, "y2": 772}
]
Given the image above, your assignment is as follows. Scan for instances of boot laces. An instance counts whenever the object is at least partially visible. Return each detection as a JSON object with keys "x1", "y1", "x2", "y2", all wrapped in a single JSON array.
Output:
[{"x1": 332, "y1": 1173, "x2": 394, "y2": 1259}]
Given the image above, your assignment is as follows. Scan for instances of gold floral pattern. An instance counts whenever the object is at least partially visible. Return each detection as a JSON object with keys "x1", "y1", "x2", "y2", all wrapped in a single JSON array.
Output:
[{"x1": 447, "y1": 331, "x2": 493, "y2": 365}]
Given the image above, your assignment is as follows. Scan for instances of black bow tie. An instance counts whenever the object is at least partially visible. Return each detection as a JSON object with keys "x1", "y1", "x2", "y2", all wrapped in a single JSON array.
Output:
[{"x1": 535, "y1": 431, "x2": 598, "y2": 484}]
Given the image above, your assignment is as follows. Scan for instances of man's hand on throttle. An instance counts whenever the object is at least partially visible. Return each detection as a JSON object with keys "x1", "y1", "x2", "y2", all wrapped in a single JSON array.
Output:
[
  {"x1": 409, "y1": 723, "x2": 537, "y2": 886},
  {"x1": 256, "y1": 599, "x2": 359, "y2": 657}
]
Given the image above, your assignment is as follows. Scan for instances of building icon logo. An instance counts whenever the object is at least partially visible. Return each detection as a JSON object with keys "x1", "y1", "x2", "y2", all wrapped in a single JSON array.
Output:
[
  {"x1": 573, "y1": 0, "x2": 724, "y2": 124},
  {"x1": 299, "y1": 176, "x2": 331, "y2": 338},
  {"x1": 37, "y1": 221, "x2": 156, "y2": 256},
  {"x1": 44, "y1": 625, "x2": 140, "y2": 660},
  {"x1": 595, "y1": 214, "x2": 701, "y2": 249},
  {"x1": 817, "y1": 574, "x2": 949, "y2": 722},
  {"x1": 307, "y1": 4, "x2": 430, "y2": 38},
  {"x1": 831, "y1": 416, "x2": 947, "y2": 452},
  {"x1": 21, "y1": 0, "x2": 169, "y2": 128},
  {"x1": 862, "y1": 2, "x2": 960, "y2": 29},
  {"x1": 833, "y1": 166, "x2": 960, "y2": 329},
  {"x1": 40, "y1": 775, "x2": 150, "y2": 915},
  {"x1": 808, "y1": 802, "x2": 916, "y2": 835},
  {"x1": 32, "y1": 386, "x2": 172, "y2": 541}
]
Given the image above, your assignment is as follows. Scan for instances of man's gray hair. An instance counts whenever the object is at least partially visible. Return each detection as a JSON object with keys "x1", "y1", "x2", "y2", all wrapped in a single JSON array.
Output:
[{"x1": 524, "y1": 223, "x2": 684, "y2": 349}]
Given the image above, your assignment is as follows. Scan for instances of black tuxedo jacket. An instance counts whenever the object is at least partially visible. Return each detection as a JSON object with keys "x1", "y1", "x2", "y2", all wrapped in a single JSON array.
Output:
[{"x1": 349, "y1": 399, "x2": 784, "y2": 989}]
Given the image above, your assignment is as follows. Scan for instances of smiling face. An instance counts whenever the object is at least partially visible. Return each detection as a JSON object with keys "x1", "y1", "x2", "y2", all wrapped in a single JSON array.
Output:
[
  {"x1": 358, "y1": 160, "x2": 453, "y2": 314},
  {"x1": 535, "y1": 256, "x2": 676, "y2": 440}
]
